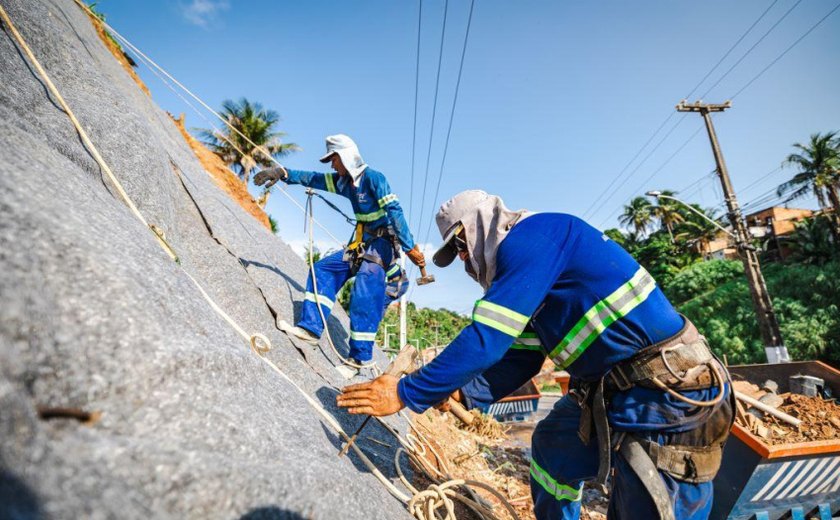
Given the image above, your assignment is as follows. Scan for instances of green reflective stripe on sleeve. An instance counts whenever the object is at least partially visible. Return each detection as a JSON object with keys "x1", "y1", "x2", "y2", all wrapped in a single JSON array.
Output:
[
  {"x1": 529, "y1": 459, "x2": 582, "y2": 502},
  {"x1": 550, "y1": 267, "x2": 656, "y2": 369},
  {"x1": 355, "y1": 209, "x2": 386, "y2": 222},
  {"x1": 511, "y1": 331, "x2": 542, "y2": 351},
  {"x1": 305, "y1": 291, "x2": 334, "y2": 308},
  {"x1": 473, "y1": 300, "x2": 530, "y2": 337},
  {"x1": 386, "y1": 264, "x2": 400, "y2": 277},
  {"x1": 350, "y1": 331, "x2": 377, "y2": 342},
  {"x1": 324, "y1": 173, "x2": 336, "y2": 193},
  {"x1": 378, "y1": 193, "x2": 399, "y2": 207}
]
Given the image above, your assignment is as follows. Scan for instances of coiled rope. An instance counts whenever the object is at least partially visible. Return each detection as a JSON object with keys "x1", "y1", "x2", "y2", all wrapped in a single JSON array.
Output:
[{"x1": 1, "y1": 4, "x2": 518, "y2": 518}]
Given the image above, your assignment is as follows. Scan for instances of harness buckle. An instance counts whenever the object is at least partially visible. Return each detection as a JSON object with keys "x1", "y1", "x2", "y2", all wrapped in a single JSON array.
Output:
[{"x1": 609, "y1": 365, "x2": 633, "y2": 391}]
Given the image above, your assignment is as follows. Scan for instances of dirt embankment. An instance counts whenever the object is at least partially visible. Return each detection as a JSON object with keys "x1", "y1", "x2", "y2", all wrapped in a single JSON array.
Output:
[
  {"x1": 170, "y1": 114, "x2": 271, "y2": 230},
  {"x1": 85, "y1": 10, "x2": 270, "y2": 231},
  {"x1": 85, "y1": 10, "x2": 150, "y2": 97}
]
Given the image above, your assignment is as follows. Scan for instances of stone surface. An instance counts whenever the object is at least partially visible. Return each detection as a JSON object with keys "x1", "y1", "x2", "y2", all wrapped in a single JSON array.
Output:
[{"x1": 0, "y1": 1, "x2": 410, "y2": 518}]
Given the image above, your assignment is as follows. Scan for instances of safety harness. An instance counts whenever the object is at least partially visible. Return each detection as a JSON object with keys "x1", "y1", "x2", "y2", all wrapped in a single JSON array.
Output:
[{"x1": 569, "y1": 318, "x2": 734, "y2": 520}]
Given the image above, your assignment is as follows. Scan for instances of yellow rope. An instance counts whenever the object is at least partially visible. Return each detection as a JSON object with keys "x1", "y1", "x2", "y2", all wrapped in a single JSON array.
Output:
[
  {"x1": 1, "y1": 4, "x2": 513, "y2": 517},
  {"x1": 0, "y1": 3, "x2": 178, "y2": 262}
]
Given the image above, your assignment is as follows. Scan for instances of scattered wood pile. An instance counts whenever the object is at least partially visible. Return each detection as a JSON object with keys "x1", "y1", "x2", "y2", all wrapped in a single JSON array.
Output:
[{"x1": 733, "y1": 380, "x2": 840, "y2": 445}]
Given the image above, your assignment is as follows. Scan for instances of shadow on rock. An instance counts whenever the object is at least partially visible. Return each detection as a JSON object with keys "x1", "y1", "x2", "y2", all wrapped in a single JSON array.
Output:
[
  {"x1": 239, "y1": 506, "x2": 308, "y2": 519},
  {"x1": 313, "y1": 387, "x2": 402, "y2": 480},
  {"x1": 240, "y1": 258, "x2": 305, "y2": 292},
  {"x1": 0, "y1": 469, "x2": 43, "y2": 520}
]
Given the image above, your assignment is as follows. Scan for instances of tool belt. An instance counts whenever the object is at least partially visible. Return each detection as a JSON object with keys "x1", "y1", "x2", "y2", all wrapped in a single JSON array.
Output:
[
  {"x1": 343, "y1": 224, "x2": 406, "y2": 298},
  {"x1": 571, "y1": 317, "x2": 733, "y2": 519}
]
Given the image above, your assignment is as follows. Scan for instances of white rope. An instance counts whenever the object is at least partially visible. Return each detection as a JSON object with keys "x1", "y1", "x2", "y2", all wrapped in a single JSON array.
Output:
[
  {"x1": 4, "y1": 5, "x2": 516, "y2": 517},
  {"x1": 72, "y1": 0, "x2": 344, "y2": 248}
]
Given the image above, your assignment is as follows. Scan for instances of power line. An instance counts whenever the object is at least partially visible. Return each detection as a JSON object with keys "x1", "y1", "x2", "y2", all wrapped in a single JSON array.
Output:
[
  {"x1": 598, "y1": 124, "x2": 704, "y2": 229},
  {"x1": 582, "y1": 1, "x2": 785, "y2": 221},
  {"x1": 586, "y1": 116, "x2": 687, "y2": 221},
  {"x1": 580, "y1": 112, "x2": 675, "y2": 219},
  {"x1": 413, "y1": 0, "x2": 449, "y2": 238},
  {"x1": 420, "y1": 0, "x2": 476, "y2": 252},
  {"x1": 684, "y1": 0, "x2": 781, "y2": 98},
  {"x1": 730, "y1": 2, "x2": 840, "y2": 100},
  {"x1": 407, "y1": 0, "x2": 423, "y2": 224},
  {"x1": 699, "y1": 0, "x2": 804, "y2": 99}
]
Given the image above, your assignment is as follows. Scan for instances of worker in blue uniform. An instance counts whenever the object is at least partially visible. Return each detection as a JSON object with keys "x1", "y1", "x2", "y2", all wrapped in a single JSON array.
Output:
[
  {"x1": 338, "y1": 190, "x2": 733, "y2": 519},
  {"x1": 255, "y1": 135, "x2": 425, "y2": 377}
]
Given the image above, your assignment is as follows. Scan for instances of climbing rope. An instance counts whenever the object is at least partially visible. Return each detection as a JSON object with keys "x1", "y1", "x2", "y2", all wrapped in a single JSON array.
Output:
[
  {"x1": 305, "y1": 190, "x2": 369, "y2": 371},
  {"x1": 1, "y1": 3, "x2": 519, "y2": 517},
  {"x1": 69, "y1": 0, "x2": 345, "y2": 248}
]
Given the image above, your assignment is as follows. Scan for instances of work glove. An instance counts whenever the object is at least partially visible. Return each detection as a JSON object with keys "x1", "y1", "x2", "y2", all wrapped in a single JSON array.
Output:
[
  {"x1": 406, "y1": 245, "x2": 426, "y2": 267},
  {"x1": 253, "y1": 165, "x2": 288, "y2": 188},
  {"x1": 337, "y1": 374, "x2": 405, "y2": 416}
]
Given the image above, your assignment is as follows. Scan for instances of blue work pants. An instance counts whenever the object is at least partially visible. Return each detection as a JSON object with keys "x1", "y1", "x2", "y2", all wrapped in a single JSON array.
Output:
[
  {"x1": 297, "y1": 238, "x2": 395, "y2": 362},
  {"x1": 530, "y1": 395, "x2": 714, "y2": 520}
]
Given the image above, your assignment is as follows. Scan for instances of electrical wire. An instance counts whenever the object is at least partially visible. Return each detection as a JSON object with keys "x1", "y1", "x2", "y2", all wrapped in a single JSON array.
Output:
[
  {"x1": 413, "y1": 0, "x2": 449, "y2": 239},
  {"x1": 419, "y1": 0, "x2": 475, "y2": 258},
  {"x1": 730, "y1": 2, "x2": 840, "y2": 100},
  {"x1": 699, "y1": 0, "x2": 804, "y2": 99},
  {"x1": 581, "y1": 0, "x2": 787, "y2": 221},
  {"x1": 408, "y1": 0, "x2": 423, "y2": 223}
]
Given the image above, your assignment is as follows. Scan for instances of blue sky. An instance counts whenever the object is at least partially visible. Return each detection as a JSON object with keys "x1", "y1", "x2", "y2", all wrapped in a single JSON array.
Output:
[{"x1": 99, "y1": 0, "x2": 840, "y2": 313}]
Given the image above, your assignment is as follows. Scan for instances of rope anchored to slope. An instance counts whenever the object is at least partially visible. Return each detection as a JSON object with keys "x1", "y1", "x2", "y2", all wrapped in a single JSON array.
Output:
[{"x1": 0, "y1": 3, "x2": 518, "y2": 517}]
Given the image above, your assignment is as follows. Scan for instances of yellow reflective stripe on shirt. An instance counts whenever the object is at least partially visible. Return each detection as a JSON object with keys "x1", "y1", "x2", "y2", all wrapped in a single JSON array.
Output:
[
  {"x1": 473, "y1": 300, "x2": 530, "y2": 337},
  {"x1": 511, "y1": 331, "x2": 543, "y2": 352},
  {"x1": 530, "y1": 459, "x2": 583, "y2": 502},
  {"x1": 355, "y1": 209, "x2": 386, "y2": 222},
  {"x1": 386, "y1": 264, "x2": 400, "y2": 277},
  {"x1": 377, "y1": 193, "x2": 398, "y2": 207},
  {"x1": 305, "y1": 291, "x2": 334, "y2": 309},
  {"x1": 549, "y1": 267, "x2": 656, "y2": 369},
  {"x1": 324, "y1": 173, "x2": 336, "y2": 193}
]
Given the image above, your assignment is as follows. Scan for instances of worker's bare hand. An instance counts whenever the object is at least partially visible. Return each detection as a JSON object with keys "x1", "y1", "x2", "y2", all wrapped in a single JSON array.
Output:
[
  {"x1": 253, "y1": 165, "x2": 288, "y2": 188},
  {"x1": 337, "y1": 374, "x2": 404, "y2": 416}
]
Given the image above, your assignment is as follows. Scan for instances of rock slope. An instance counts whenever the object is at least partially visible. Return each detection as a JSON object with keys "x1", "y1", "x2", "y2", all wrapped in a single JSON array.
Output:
[{"x1": 0, "y1": 1, "x2": 409, "y2": 517}]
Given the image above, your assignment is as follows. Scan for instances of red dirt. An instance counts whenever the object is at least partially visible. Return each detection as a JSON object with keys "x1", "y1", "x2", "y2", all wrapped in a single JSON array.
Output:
[
  {"x1": 733, "y1": 381, "x2": 840, "y2": 445},
  {"x1": 170, "y1": 114, "x2": 271, "y2": 231},
  {"x1": 85, "y1": 11, "x2": 150, "y2": 97}
]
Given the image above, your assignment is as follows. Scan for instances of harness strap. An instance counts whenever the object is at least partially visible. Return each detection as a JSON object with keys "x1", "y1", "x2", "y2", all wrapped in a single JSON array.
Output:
[
  {"x1": 638, "y1": 438, "x2": 723, "y2": 484},
  {"x1": 592, "y1": 378, "x2": 611, "y2": 494},
  {"x1": 619, "y1": 437, "x2": 676, "y2": 520}
]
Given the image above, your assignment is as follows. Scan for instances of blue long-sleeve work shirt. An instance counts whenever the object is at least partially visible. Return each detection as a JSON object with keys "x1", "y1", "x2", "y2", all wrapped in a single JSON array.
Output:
[
  {"x1": 397, "y1": 213, "x2": 713, "y2": 432},
  {"x1": 284, "y1": 167, "x2": 415, "y2": 252}
]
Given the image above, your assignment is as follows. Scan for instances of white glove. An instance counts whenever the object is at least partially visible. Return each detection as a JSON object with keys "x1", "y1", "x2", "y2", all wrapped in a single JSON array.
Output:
[{"x1": 253, "y1": 165, "x2": 288, "y2": 187}]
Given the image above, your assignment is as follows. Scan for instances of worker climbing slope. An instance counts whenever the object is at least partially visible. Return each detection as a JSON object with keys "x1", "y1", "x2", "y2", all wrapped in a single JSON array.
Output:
[
  {"x1": 338, "y1": 190, "x2": 734, "y2": 520},
  {"x1": 255, "y1": 135, "x2": 425, "y2": 378}
]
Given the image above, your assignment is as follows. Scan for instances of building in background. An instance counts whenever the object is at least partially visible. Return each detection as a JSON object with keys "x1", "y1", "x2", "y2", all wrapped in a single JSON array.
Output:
[{"x1": 696, "y1": 206, "x2": 814, "y2": 261}]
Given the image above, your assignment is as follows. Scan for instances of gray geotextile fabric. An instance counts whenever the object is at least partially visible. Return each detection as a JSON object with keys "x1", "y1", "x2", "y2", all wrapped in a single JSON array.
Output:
[{"x1": 0, "y1": 1, "x2": 412, "y2": 518}]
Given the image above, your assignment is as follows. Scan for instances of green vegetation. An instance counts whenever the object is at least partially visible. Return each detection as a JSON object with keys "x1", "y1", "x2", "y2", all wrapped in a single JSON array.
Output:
[
  {"x1": 778, "y1": 131, "x2": 840, "y2": 237},
  {"x1": 198, "y1": 98, "x2": 299, "y2": 184},
  {"x1": 86, "y1": 2, "x2": 136, "y2": 66},
  {"x1": 672, "y1": 258, "x2": 840, "y2": 366},
  {"x1": 377, "y1": 303, "x2": 470, "y2": 350}
]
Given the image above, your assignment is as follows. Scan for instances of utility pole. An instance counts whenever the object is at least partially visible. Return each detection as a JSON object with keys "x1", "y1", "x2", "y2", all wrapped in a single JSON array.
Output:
[{"x1": 676, "y1": 100, "x2": 788, "y2": 363}]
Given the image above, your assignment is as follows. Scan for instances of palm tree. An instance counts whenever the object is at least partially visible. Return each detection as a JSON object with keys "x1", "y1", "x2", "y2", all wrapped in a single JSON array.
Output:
[
  {"x1": 677, "y1": 204, "x2": 725, "y2": 253},
  {"x1": 619, "y1": 196, "x2": 653, "y2": 236},
  {"x1": 785, "y1": 215, "x2": 837, "y2": 265},
  {"x1": 650, "y1": 189, "x2": 685, "y2": 242},
  {"x1": 777, "y1": 132, "x2": 840, "y2": 236},
  {"x1": 198, "y1": 98, "x2": 299, "y2": 185}
]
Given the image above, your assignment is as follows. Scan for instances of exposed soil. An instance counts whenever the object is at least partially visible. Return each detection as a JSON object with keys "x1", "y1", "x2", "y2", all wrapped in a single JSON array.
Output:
[
  {"x1": 733, "y1": 381, "x2": 840, "y2": 445},
  {"x1": 170, "y1": 114, "x2": 271, "y2": 231},
  {"x1": 85, "y1": 10, "x2": 150, "y2": 97},
  {"x1": 413, "y1": 410, "x2": 607, "y2": 520}
]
